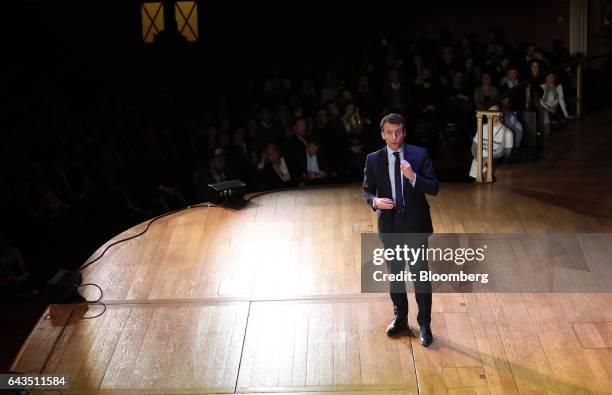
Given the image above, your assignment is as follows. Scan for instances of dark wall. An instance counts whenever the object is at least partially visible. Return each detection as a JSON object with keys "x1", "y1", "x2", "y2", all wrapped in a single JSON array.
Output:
[
  {"x1": 8, "y1": 0, "x2": 569, "y2": 56},
  {"x1": 5, "y1": 0, "x2": 572, "y2": 102},
  {"x1": 409, "y1": 0, "x2": 570, "y2": 50}
]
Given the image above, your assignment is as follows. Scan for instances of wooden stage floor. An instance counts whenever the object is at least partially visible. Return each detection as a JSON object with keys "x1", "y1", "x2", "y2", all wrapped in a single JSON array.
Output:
[{"x1": 11, "y1": 112, "x2": 612, "y2": 394}]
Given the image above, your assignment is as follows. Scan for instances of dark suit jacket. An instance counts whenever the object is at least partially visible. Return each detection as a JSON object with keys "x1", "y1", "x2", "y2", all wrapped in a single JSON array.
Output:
[
  {"x1": 362, "y1": 144, "x2": 439, "y2": 235},
  {"x1": 285, "y1": 134, "x2": 308, "y2": 178},
  {"x1": 257, "y1": 162, "x2": 296, "y2": 190}
]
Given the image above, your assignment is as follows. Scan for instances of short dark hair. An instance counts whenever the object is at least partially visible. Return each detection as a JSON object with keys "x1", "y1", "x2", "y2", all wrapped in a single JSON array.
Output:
[{"x1": 379, "y1": 113, "x2": 405, "y2": 131}]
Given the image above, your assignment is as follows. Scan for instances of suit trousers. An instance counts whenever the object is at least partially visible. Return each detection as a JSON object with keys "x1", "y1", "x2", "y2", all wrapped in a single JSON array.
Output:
[{"x1": 381, "y1": 209, "x2": 432, "y2": 327}]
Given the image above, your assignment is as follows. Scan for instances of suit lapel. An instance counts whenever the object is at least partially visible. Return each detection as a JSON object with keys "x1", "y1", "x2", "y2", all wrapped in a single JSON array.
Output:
[{"x1": 379, "y1": 146, "x2": 392, "y2": 197}]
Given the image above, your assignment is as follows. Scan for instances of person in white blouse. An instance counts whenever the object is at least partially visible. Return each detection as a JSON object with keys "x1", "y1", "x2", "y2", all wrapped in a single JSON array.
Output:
[
  {"x1": 469, "y1": 106, "x2": 514, "y2": 179},
  {"x1": 539, "y1": 72, "x2": 572, "y2": 135}
]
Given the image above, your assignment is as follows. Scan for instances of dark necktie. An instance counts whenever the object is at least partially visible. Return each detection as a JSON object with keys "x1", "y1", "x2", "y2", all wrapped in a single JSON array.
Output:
[{"x1": 393, "y1": 152, "x2": 404, "y2": 209}]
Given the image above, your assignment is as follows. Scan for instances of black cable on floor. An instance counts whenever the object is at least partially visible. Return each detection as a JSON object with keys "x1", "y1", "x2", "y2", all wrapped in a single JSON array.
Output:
[{"x1": 75, "y1": 200, "x2": 227, "y2": 314}]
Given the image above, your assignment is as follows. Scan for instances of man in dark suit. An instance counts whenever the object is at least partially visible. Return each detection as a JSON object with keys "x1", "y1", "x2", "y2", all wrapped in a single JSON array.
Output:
[{"x1": 362, "y1": 113, "x2": 439, "y2": 346}]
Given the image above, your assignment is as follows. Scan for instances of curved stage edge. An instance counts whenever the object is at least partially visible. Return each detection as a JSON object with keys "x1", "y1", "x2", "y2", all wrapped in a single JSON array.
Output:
[{"x1": 10, "y1": 112, "x2": 612, "y2": 394}]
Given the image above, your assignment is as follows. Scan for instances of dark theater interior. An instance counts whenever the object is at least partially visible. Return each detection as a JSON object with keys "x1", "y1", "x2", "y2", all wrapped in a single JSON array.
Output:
[{"x1": 1, "y1": 0, "x2": 611, "y2": 393}]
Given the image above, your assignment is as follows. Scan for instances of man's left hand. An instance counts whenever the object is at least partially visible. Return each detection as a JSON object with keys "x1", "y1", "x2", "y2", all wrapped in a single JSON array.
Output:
[{"x1": 400, "y1": 160, "x2": 416, "y2": 181}]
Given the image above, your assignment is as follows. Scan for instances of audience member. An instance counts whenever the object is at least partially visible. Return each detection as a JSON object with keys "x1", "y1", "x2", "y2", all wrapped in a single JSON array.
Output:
[
  {"x1": 473, "y1": 72, "x2": 499, "y2": 108},
  {"x1": 383, "y1": 69, "x2": 409, "y2": 115},
  {"x1": 501, "y1": 97, "x2": 524, "y2": 148},
  {"x1": 499, "y1": 66, "x2": 524, "y2": 111},
  {"x1": 257, "y1": 143, "x2": 293, "y2": 190},
  {"x1": 469, "y1": 106, "x2": 514, "y2": 179},
  {"x1": 539, "y1": 72, "x2": 571, "y2": 135},
  {"x1": 303, "y1": 136, "x2": 329, "y2": 185},
  {"x1": 286, "y1": 117, "x2": 310, "y2": 177}
]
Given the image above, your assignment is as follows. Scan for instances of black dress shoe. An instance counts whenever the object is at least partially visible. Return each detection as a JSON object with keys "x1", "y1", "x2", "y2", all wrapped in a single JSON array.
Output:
[
  {"x1": 386, "y1": 317, "x2": 410, "y2": 337},
  {"x1": 418, "y1": 325, "x2": 433, "y2": 347}
]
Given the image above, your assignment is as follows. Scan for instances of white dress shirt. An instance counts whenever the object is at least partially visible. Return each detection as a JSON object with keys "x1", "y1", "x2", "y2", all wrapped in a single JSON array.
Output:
[
  {"x1": 469, "y1": 123, "x2": 514, "y2": 178},
  {"x1": 306, "y1": 152, "x2": 320, "y2": 173},
  {"x1": 373, "y1": 144, "x2": 417, "y2": 208}
]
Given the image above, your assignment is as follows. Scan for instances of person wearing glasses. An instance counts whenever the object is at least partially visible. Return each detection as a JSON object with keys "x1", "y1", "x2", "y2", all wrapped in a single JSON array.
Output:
[{"x1": 362, "y1": 113, "x2": 439, "y2": 347}]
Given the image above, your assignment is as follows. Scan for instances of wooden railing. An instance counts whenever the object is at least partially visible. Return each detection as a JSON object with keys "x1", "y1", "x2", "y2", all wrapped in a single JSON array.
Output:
[
  {"x1": 474, "y1": 110, "x2": 502, "y2": 183},
  {"x1": 473, "y1": 51, "x2": 610, "y2": 183}
]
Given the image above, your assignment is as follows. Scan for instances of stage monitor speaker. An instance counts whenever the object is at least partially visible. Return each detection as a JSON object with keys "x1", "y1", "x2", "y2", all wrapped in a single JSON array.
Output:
[{"x1": 208, "y1": 179, "x2": 247, "y2": 204}]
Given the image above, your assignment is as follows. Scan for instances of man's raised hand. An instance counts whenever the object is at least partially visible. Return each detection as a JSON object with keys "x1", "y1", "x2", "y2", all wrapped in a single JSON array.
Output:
[{"x1": 400, "y1": 160, "x2": 416, "y2": 181}]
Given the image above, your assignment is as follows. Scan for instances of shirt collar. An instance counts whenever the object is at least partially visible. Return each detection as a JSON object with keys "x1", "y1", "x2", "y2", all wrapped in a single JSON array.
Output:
[{"x1": 386, "y1": 144, "x2": 404, "y2": 157}]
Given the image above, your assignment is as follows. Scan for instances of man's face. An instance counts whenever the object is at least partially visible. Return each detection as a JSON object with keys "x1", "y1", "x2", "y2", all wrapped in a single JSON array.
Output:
[
  {"x1": 422, "y1": 69, "x2": 432, "y2": 81},
  {"x1": 443, "y1": 51, "x2": 453, "y2": 64},
  {"x1": 381, "y1": 122, "x2": 405, "y2": 150},
  {"x1": 527, "y1": 45, "x2": 536, "y2": 56},
  {"x1": 530, "y1": 62, "x2": 540, "y2": 76},
  {"x1": 212, "y1": 156, "x2": 226, "y2": 172},
  {"x1": 507, "y1": 68, "x2": 518, "y2": 81},
  {"x1": 328, "y1": 103, "x2": 340, "y2": 117},
  {"x1": 452, "y1": 72, "x2": 463, "y2": 85},
  {"x1": 247, "y1": 119, "x2": 258, "y2": 134},
  {"x1": 294, "y1": 119, "x2": 307, "y2": 136},
  {"x1": 341, "y1": 89, "x2": 354, "y2": 101},
  {"x1": 316, "y1": 109, "x2": 328, "y2": 124},
  {"x1": 265, "y1": 145, "x2": 279, "y2": 162}
]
